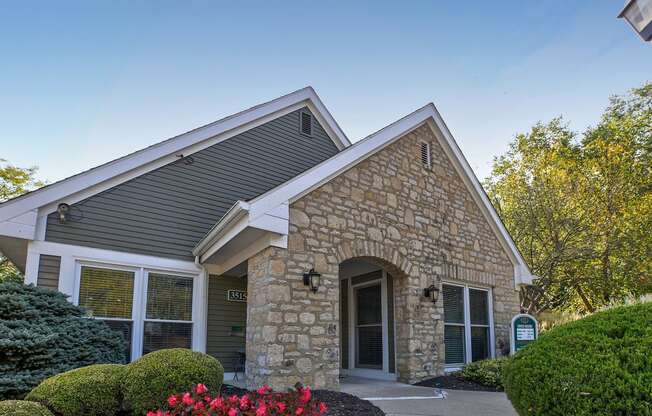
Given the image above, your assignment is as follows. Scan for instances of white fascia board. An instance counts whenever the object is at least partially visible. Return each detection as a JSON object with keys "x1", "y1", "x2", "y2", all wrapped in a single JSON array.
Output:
[
  {"x1": 248, "y1": 104, "x2": 534, "y2": 287},
  {"x1": 0, "y1": 210, "x2": 37, "y2": 240},
  {"x1": 0, "y1": 87, "x2": 350, "y2": 224},
  {"x1": 196, "y1": 203, "x2": 290, "y2": 263},
  {"x1": 193, "y1": 201, "x2": 250, "y2": 257}
]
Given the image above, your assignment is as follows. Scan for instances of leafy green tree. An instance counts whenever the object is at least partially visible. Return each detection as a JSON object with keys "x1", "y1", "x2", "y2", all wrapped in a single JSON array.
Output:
[
  {"x1": 485, "y1": 84, "x2": 652, "y2": 313},
  {"x1": 0, "y1": 160, "x2": 44, "y2": 283}
]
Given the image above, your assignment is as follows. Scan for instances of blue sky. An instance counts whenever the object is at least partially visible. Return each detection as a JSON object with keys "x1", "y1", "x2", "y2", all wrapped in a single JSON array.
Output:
[{"x1": 1, "y1": 1, "x2": 650, "y2": 183}]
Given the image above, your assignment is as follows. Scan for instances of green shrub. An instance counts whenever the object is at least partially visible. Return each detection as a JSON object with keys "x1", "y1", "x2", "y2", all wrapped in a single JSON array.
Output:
[
  {"x1": 0, "y1": 282, "x2": 126, "y2": 399},
  {"x1": 0, "y1": 400, "x2": 53, "y2": 416},
  {"x1": 123, "y1": 348, "x2": 224, "y2": 414},
  {"x1": 459, "y1": 358, "x2": 508, "y2": 389},
  {"x1": 504, "y1": 302, "x2": 652, "y2": 415},
  {"x1": 26, "y1": 364, "x2": 124, "y2": 416}
]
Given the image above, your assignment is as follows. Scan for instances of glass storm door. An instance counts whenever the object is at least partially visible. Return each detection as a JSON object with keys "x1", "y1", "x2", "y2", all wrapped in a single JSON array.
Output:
[{"x1": 355, "y1": 283, "x2": 383, "y2": 369}]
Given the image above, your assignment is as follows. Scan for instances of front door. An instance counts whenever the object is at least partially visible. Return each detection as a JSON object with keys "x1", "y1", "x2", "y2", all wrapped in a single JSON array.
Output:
[{"x1": 355, "y1": 283, "x2": 383, "y2": 369}]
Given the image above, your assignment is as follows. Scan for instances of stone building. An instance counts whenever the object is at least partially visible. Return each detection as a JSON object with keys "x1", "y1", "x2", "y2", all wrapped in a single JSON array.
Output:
[{"x1": 0, "y1": 87, "x2": 532, "y2": 391}]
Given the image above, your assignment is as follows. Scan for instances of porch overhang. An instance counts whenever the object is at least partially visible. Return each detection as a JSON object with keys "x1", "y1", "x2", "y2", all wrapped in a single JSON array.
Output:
[{"x1": 192, "y1": 200, "x2": 289, "y2": 275}]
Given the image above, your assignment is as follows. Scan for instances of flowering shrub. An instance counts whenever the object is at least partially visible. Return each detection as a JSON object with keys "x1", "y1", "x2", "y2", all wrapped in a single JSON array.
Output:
[{"x1": 147, "y1": 383, "x2": 328, "y2": 416}]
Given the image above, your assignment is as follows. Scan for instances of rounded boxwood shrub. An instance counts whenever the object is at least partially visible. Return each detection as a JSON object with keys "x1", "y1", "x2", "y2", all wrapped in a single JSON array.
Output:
[
  {"x1": 123, "y1": 348, "x2": 224, "y2": 414},
  {"x1": 0, "y1": 400, "x2": 53, "y2": 416},
  {"x1": 459, "y1": 357, "x2": 508, "y2": 389},
  {"x1": 504, "y1": 302, "x2": 652, "y2": 415},
  {"x1": 26, "y1": 364, "x2": 125, "y2": 416},
  {"x1": 0, "y1": 282, "x2": 126, "y2": 399}
]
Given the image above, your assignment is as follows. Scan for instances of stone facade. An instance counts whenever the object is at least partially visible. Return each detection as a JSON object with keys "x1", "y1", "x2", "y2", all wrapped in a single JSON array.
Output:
[{"x1": 246, "y1": 124, "x2": 521, "y2": 390}]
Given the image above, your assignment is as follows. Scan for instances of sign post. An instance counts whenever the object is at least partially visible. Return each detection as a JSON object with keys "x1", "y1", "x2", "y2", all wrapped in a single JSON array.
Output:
[{"x1": 510, "y1": 314, "x2": 538, "y2": 354}]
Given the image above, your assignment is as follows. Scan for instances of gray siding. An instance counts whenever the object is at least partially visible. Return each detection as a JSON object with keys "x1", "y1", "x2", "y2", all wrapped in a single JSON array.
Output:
[
  {"x1": 37, "y1": 254, "x2": 60, "y2": 290},
  {"x1": 206, "y1": 275, "x2": 247, "y2": 372},
  {"x1": 45, "y1": 108, "x2": 340, "y2": 259}
]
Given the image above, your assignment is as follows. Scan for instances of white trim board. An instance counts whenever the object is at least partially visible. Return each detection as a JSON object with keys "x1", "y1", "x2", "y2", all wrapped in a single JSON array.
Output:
[{"x1": 0, "y1": 87, "x2": 350, "y2": 223}]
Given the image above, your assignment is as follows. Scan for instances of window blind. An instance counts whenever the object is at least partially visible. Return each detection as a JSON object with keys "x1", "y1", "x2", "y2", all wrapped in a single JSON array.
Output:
[
  {"x1": 79, "y1": 266, "x2": 134, "y2": 319},
  {"x1": 104, "y1": 319, "x2": 133, "y2": 361},
  {"x1": 469, "y1": 289, "x2": 489, "y2": 325},
  {"x1": 143, "y1": 321, "x2": 192, "y2": 354},
  {"x1": 444, "y1": 325, "x2": 466, "y2": 364},
  {"x1": 471, "y1": 326, "x2": 490, "y2": 362},
  {"x1": 443, "y1": 285, "x2": 464, "y2": 324},
  {"x1": 146, "y1": 273, "x2": 193, "y2": 321}
]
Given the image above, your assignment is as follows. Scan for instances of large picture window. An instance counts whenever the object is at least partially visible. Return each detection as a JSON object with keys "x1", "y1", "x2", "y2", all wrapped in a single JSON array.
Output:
[
  {"x1": 77, "y1": 264, "x2": 195, "y2": 362},
  {"x1": 443, "y1": 284, "x2": 493, "y2": 366}
]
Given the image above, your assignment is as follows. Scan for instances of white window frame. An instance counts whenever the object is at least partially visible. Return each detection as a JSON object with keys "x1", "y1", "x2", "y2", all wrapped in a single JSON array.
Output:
[
  {"x1": 73, "y1": 260, "x2": 199, "y2": 361},
  {"x1": 443, "y1": 282, "x2": 495, "y2": 370}
]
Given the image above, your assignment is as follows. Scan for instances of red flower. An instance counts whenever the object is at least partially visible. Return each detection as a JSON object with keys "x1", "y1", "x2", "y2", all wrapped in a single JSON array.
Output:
[
  {"x1": 299, "y1": 387, "x2": 311, "y2": 403},
  {"x1": 319, "y1": 402, "x2": 328, "y2": 414},
  {"x1": 256, "y1": 384, "x2": 271, "y2": 395},
  {"x1": 167, "y1": 395, "x2": 179, "y2": 407},
  {"x1": 227, "y1": 408, "x2": 238, "y2": 416},
  {"x1": 277, "y1": 402, "x2": 287, "y2": 412},
  {"x1": 193, "y1": 401, "x2": 205, "y2": 411},
  {"x1": 255, "y1": 404, "x2": 267, "y2": 416},
  {"x1": 239, "y1": 394, "x2": 251, "y2": 409},
  {"x1": 209, "y1": 397, "x2": 224, "y2": 409},
  {"x1": 182, "y1": 392, "x2": 194, "y2": 406},
  {"x1": 296, "y1": 406, "x2": 304, "y2": 415},
  {"x1": 195, "y1": 383, "x2": 208, "y2": 394}
]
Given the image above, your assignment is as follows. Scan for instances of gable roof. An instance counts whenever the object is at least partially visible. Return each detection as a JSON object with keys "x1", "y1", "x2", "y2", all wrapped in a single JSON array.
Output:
[
  {"x1": 195, "y1": 103, "x2": 535, "y2": 286},
  {"x1": 0, "y1": 87, "x2": 350, "y2": 236}
]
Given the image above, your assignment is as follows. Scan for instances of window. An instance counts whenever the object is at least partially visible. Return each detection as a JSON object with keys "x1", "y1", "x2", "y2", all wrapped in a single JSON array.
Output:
[
  {"x1": 143, "y1": 273, "x2": 193, "y2": 354},
  {"x1": 77, "y1": 264, "x2": 196, "y2": 362},
  {"x1": 443, "y1": 284, "x2": 493, "y2": 365},
  {"x1": 300, "y1": 111, "x2": 313, "y2": 136},
  {"x1": 79, "y1": 266, "x2": 135, "y2": 360}
]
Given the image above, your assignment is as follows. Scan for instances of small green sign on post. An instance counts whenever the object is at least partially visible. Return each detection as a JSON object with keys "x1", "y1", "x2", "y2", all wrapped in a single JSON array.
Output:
[{"x1": 510, "y1": 313, "x2": 538, "y2": 354}]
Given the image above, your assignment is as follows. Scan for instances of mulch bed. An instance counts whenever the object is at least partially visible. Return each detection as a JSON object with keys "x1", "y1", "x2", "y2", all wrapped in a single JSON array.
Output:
[
  {"x1": 414, "y1": 375, "x2": 503, "y2": 392},
  {"x1": 220, "y1": 385, "x2": 385, "y2": 416}
]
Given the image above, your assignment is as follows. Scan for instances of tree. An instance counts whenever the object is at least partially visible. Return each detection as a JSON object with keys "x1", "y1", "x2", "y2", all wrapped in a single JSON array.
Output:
[
  {"x1": 485, "y1": 83, "x2": 652, "y2": 314},
  {"x1": 0, "y1": 282, "x2": 126, "y2": 399},
  {"x1": 0, "y1": 159, "x2": 44, "y2": 283}
]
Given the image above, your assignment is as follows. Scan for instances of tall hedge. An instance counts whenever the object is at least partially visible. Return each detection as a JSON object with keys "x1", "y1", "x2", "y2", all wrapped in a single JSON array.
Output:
[
  {"x1": 504, "y1": 302, "x2": 652, "y2": 415},
  {"x1": 0, "y1": 282, "x2": 126, "y2": 399}
]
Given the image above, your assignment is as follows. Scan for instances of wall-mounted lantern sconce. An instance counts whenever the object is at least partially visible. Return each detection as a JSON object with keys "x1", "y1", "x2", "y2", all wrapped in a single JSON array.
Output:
[
  {"x1": 57, "y1": 203, "x2": 70, "y2": 224},
  {"x1": 423, "y1": 284, "x2": 440, "y2": 303},
  {"x1": 303, "y1": 268, "x2": 321, "y2": 293}
]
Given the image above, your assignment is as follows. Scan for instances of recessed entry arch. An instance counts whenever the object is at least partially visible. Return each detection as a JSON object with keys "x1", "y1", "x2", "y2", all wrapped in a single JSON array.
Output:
[{"x1": 338, "y1": 253, "x2": 412, "y2": 382}]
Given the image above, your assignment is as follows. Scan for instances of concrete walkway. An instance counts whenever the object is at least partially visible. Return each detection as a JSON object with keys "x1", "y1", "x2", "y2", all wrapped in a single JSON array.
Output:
[{"x1": 340, "y1": 377, "x2": 517, "y2": 416}]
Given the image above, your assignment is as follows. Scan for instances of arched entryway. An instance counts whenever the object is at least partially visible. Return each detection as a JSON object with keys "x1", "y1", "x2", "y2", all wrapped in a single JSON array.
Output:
[{"x1": 339, "y1": 258, "x2": 397, "y2": 380}]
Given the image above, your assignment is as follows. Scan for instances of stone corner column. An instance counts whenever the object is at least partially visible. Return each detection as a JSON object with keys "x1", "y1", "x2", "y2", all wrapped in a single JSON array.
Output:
[{"x1": 244, "y1": 246, "x2": 341, "y2": 391}]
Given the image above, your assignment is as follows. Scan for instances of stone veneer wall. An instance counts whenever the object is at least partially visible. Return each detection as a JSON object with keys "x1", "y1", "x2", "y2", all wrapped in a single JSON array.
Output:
[{"x1": 246, "y1": 123, "x2": 521, "y2": 390}]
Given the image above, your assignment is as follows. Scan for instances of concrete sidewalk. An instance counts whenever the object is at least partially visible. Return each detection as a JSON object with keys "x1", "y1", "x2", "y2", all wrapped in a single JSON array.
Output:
[{"x1": 340, "y1": 377, "x2": 517, "y2": 416}]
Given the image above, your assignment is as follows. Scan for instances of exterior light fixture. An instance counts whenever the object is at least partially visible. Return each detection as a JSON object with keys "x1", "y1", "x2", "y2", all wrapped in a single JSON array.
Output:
[
  {"x1": 57, "y1": 203, "x2": 70, "y2": 224},
  {"x1": 303, "y1": 268, "x2": 321, "y2": 293},
  {"x1": 423, "y1": 284, "x2": 440, "y2": 303},
  {"x1": 618, "y1": 0, "x2": 652, "y2": 41}
]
